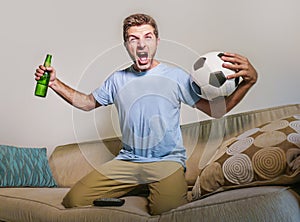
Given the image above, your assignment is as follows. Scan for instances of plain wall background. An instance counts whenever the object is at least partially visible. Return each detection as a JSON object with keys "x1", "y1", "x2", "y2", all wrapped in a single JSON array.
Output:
[{"x1": 0, "y1": 0, "x2": 299, "y2": 154}]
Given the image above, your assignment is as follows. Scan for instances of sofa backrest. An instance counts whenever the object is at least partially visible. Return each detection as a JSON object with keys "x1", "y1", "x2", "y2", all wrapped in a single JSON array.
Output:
[
  {"x1": 49, "y1": 139, "x2": 122, "y2": 187},
  {"x1": 49, "y1": 104, "x2": 300, "y2": 188}
]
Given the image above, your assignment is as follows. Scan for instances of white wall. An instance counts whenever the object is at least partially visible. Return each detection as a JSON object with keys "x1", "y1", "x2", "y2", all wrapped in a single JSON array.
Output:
[{"x1": 0, "y1": 0, "x2": 299, "y2": 154}]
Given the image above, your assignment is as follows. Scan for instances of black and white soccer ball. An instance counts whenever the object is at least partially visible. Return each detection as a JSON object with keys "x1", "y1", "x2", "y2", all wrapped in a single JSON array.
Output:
[{"x1": 190, "y1": 51, "x2": 240, "y2": 101}]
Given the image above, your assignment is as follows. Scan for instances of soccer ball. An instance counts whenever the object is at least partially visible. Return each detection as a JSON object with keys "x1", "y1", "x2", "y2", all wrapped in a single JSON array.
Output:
[{"x1": 190, "y1": 51, "x2": 240, "y2": 101}]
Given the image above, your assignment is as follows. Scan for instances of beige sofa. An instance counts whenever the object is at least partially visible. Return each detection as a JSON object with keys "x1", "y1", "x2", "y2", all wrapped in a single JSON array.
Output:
[{"x1": 1, "y1": 104, "x2": 300, "y2": 222}]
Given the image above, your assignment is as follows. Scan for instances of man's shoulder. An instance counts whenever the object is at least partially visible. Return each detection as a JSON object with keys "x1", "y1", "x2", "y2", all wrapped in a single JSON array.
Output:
[
  {"x1": 158, "y1": 62, "x2": 190, "y2": 78},
  {"x1": 106, "y1": 67, "x2": 130, "y2": 79}
]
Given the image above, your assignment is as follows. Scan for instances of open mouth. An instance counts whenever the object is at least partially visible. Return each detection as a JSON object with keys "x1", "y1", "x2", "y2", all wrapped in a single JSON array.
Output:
[{"x1": 137, "y1": 52, "x2": 149, "y2": 65}]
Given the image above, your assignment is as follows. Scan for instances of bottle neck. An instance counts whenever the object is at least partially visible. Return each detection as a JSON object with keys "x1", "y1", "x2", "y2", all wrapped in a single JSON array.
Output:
[{"x1": 44, "y1": 54, "x2": 52, "y2": 67}]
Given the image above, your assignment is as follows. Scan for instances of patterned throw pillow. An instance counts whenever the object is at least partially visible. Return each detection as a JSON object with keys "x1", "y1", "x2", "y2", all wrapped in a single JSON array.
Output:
[
  {"x1": 0, "y1": 145, "x2": 57, "y2": 187},
  {"x1": 192, "y1": 115, "x2": 300, "y2": 200}
]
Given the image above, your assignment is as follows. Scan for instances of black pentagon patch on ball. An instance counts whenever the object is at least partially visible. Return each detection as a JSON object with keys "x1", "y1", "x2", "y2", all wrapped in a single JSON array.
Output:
[
  {"x1": 217, "y1": 52, "x2": 225, "y2": 58},
  {"x1": 193, "y1": 57, "x2": 206, "y2": 71},
  {"x1": 191, "y1": 81, "x2": 202, "y2": 95},
  {"x1": 235, "y1": 76, "x2": 240, "y2": 87},
  {"x1": 209, "y1": 71, "x2": 227, "y2": 87}
]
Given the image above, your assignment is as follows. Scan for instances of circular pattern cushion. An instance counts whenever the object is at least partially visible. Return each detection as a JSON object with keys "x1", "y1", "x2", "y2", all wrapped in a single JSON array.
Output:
[{"x1": 192, "y1": 114, "x2": 300, "y2": 200}]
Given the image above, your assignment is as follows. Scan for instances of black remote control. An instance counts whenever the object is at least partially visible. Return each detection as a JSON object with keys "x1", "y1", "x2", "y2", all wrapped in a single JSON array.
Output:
[{"x1": 93, "y1": 198, "x2": 125, "y2": 207}]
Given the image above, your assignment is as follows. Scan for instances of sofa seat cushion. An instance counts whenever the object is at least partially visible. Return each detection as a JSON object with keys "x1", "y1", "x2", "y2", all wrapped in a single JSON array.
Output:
[
  {"x1": 0, "y1": 187, "x2": 299, "y2": 221},
  {"x1": 0, "y1": 188, "x2": 154, "y2": 222},
  {"x1": 161, "y1": 186, "x2": 300, "y2": 222}
]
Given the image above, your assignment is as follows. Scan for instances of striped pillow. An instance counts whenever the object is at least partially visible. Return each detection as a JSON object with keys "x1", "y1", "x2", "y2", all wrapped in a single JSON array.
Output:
[{"x1": 0, "y1": 145, "x2": 57, "y2": 187}]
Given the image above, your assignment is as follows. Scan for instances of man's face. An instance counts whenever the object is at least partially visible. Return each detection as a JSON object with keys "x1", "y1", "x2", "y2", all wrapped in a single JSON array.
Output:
[{"x1": 125, "y1": 24, "x2": 160, "y2": 72}]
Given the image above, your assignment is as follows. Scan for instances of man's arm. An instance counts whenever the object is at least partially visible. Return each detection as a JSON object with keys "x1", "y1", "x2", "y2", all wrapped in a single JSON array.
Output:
[
  {"x1": 35, "y1": 65, "x2": 101, "y2": 111},
  {"x1": 195, "y1": 52, "x2": 258, "y2": 118}
]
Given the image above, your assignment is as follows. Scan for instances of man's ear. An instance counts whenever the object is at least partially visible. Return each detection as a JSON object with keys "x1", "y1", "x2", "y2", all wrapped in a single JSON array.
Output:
[
  {"x1": 124, "y1": 41, "x2": 131, "y2": 55},
  {"x1": 157, "y1": 37, "x2": 160, "y2": 45},
  {"x1": 123, "y1": 41, "x2": 128, "y2": 49}
]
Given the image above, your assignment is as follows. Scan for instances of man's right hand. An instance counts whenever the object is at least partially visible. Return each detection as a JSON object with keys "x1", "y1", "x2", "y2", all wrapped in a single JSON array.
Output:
[
  {"x1": 35, "y1": 65, "x2": 56, "y2": 88},
  {"x1": 34, "y1": 64, "x2": 100, "y2": 111}
]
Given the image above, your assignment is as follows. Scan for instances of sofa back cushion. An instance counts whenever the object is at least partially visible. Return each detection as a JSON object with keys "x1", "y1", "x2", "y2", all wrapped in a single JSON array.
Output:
[{"x1": 49, "y1": 138, "x2": 122, "y2": 187}]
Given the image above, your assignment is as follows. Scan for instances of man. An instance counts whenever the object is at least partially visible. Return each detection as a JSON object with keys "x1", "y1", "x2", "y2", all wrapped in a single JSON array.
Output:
[{"x1": 35, "y1": 13, "x2": 258, "y2": 215}]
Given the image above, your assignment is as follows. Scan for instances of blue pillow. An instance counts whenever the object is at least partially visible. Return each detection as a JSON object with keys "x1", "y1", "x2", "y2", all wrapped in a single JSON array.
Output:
[{"x1": 0, "y1": 145, "x2": 57, "y2": 187}]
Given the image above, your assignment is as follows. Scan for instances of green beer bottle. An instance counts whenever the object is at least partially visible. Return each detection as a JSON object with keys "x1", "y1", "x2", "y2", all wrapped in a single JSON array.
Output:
[{"x1": 34, "y1": 54, "x2": 52, "y2": 97}]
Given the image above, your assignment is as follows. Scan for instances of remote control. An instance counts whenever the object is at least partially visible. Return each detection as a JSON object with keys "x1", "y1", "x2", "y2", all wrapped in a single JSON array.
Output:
[{"x1": 93, "y1": 198, "x2": 125, "y2": 207}]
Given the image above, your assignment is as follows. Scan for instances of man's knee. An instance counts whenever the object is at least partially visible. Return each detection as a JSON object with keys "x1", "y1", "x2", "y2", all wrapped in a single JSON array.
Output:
[
  {"x1": 149, "y1": 195, "x2": 188, "y2": 215},
  {"x1": 62, "y1": 187, "x2": 89, "y2": 208},
  {"x1": 61, "y1": 180, "x2": 93, "y2": 208},
  {"x1": 62, "y1": 192, "x2": 76, "y2": 208},
  {"x1": 147, "y1": 166, "x2": 188, "y2": 215}
]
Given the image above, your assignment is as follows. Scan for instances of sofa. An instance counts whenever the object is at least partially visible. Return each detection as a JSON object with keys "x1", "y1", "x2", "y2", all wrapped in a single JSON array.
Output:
[{"x1": 1, "y1": 103, "x2": 300, "y2": 222}]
